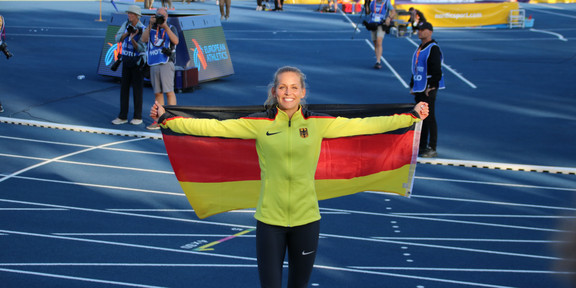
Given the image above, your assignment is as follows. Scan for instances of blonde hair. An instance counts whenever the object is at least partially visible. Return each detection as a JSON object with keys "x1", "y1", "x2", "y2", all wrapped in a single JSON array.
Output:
[{"x1": 264, "y1": 66, "x2": 307, "y2": 109}]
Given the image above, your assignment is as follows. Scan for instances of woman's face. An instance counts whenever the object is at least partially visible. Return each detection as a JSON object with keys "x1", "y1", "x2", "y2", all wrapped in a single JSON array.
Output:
[{"x1": 272, "y1": 71, "x2": 306, "y2": 116}]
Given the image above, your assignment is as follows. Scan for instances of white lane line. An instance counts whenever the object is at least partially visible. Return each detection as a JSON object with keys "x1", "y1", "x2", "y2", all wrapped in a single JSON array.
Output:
[
  {"x1": 525, "y1": 6, "x2": 576, "y2": 19},
  {"x1": 0, "y1": 268, "x2": 167, "y2": 288},
  {"x1": 314, "y1": 264, "x2": 517, "y2": 288},
  {"x1": 347, "y1": 266, "x2": 572, "y2": 274},
  {"x1": 370, "y1": 237, "x2": 560, "y2": 243},
  {"x1": 0, "y1": 229, "x2": 257, "y2": 262},
  {"x1": 0, "y1": 199, "x2": 253, "y2": 229},
  {"x1": 320, "y1": 231, "x2": 559, "y2": 260},
  {"x1": 0, "y1": 174, "x2": 182, "y2": 197},
  {"x1": 406, "y1": 37, "x2": 478, "y2": 88},
  {"x1": 321, "y1": 207, "x2": 564, "y2": 233},
  {"x1": 530, "y1": 28, "x2": 568, "y2": 41},
  {"x1": 0, "y1": 138, "x2": 146, "y2": 184},
  {"x1": 0, "y1": 135, "x2": 166, "y2": 156},
  {"x1": 412, "y1": 194, "x2": 576, "y2": 212},
  {"x1": 413, "y1": 176, "x2": 576, "y2": 192},
  {"x1": 363, "y1": 39, "x2": 410, "y2": 88},
  {"x1": 0, "y1": 263, "x2": 257, "y2": 268},
  {"x1": 0, "y1": 153, "x2": 174, "y2": 175}
]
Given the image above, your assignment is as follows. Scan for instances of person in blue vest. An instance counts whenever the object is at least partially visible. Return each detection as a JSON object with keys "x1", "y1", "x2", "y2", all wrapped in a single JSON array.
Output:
[
  {"x1": 410, "y1": 22, "x2": 445, "y2": 158},
  {"x1": 141, "y1": 7, "x2": 179, "y2": 130},
  {"x1": 111, "y1": 5, "x2": 146, "y2": 126},
  {"x1": 364, "y1": 0, "x2": 395, "y2": 69}
]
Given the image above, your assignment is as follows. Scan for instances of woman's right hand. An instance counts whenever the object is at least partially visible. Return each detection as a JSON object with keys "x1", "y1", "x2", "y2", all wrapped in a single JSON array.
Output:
[{"x1": 150, "y1": 101, "x2": 165, "y2": 122}]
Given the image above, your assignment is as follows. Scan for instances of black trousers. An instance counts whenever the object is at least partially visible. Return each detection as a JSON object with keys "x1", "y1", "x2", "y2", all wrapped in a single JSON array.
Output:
[
  {"x1": 118, "y1": 64, "x2": 144, "y2": 120},
  {"x1": 414, "y1": 89, "x2": 438, "y2": 150},
  {"x1": 257, "y1": 220, "x2": 320, "y2": 288}
]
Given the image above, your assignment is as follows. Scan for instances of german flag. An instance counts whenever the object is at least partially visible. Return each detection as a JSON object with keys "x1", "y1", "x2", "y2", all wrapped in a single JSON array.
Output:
[{"x1": 161, "y1": 104, "x2": 421, "y2": 219}]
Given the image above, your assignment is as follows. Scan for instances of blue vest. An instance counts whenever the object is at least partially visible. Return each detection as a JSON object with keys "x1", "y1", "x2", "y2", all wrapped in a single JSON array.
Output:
[
  {"x1": 147, "y1": 25, "x2": 174, "y2": 66},
  {"x1": 369, "y1": 0, "x2": 390, "y2": 24},
  {"x1": 411, "y1": 43, "x2": 445, "y2": 93},
  {"x1": 121, "y1": 22, "x2": 144, "y2": 60}
]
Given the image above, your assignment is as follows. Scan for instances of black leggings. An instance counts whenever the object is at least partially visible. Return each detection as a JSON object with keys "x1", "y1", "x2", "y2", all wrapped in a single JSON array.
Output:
[{"x1": 257, "y1": 220, "x2": 320, "y2": 288}]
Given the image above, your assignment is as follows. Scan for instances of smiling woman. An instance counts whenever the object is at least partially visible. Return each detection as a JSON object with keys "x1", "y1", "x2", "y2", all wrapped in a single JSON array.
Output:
[
  {"x1": 150, "y1": 66, "x2": 428, "y2": 288},
  {"x1": 264, "y1": 66, "x2": 307, "y2": 118}
]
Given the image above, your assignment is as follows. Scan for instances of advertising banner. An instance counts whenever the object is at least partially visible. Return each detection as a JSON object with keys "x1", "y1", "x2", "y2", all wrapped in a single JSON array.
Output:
[
  {"x1": 395, "y1": 2, "x2": 520, "y2": 27},
  {"x1": 97, "y1": 13, "x2": 234, "y2": 82}
]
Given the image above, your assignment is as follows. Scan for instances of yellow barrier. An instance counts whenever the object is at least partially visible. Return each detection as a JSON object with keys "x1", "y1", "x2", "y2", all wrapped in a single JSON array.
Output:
[{"x1": 395, "y1": 2, "x2": 520, "y2": 27}]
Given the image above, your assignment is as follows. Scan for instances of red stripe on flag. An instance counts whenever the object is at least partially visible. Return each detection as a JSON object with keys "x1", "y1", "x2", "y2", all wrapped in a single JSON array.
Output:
[
  {"x1": 163, "y1": 131, "x2": 414, "y2": 183},
  {"x1": 163, "y1": 134, "x2": 260, "y2": 182},
  {"x1": 316, "y1": 132, "x2": 414, "y2": 180}
]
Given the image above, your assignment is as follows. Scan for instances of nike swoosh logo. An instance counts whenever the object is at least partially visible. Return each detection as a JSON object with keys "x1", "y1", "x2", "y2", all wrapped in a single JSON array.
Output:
[
  {"x1": 302, "y1": 250, "x2": 315, "y2": 256},
  {"x1": 266, "y1": 131, "x2": 281, "y2": 136}
]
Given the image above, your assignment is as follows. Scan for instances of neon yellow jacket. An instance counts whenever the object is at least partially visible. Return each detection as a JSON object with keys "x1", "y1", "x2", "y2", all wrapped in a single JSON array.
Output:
[{"x1": 160, "y1": 106, "x2": 420, "y2": 227}]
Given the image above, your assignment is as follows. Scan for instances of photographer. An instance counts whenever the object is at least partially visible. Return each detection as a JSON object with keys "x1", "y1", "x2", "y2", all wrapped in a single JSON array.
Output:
[
  {"x1": 363, "y1": 0, "x2": 394, "y2": 69},
  {"x1": 141, "y1": 7, "x2": 179, "y2": 130},
  {"x1": 111, "y1": 5, "x2": 146, "y2": 126}
]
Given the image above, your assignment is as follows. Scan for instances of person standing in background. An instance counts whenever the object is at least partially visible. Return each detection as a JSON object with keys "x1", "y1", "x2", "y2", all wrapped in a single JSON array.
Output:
[
  {"x1": 141, "y1": 7, "x2": 179, "y2": 130},
  {"x1": 410, "y1": 22, "x2": 444, "y2": 158},
  {"x1": 219, "y1": 0, "x2": 232, "y2": 20},
  {"x1": 111, "y1": 5, "x2": 146, "y2": 126},
  {"x1": 408, "y1": 7, "x2": 426, "y2": 34}
]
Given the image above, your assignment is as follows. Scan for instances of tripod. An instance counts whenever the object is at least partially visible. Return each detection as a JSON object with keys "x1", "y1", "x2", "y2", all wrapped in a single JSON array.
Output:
[{"x1": 351, "y1": 5, "x2": 366, "y2": 39}]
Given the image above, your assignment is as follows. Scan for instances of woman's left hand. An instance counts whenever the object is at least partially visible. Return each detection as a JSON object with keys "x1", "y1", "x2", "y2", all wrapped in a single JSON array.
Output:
[{"x1": 414, "y1": 102, "x2": 429, "y2": 120}]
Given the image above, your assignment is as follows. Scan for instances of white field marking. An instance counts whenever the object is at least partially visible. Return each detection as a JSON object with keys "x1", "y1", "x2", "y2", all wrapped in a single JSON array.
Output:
[
  {"x1": 0, "y1": 263, "x2": 257, "y2": 268},
  {"x1": 0, "y1": 234, "x2": 524, "y2": 287},
  {"x1": 0, "y1": 200, "x2": 556, "y2": 261},
  {"x1": 0, "y1": 199, "x2": 253, "y2": 230},
  {"x1": 412, "y1": 194, "x2": 576, "y2": 212},
  {"x1": 0, "y1": 174, "x2": 182, "y2": 197},
  {"x1": 313, "y1": 264, "x2": 516, "y2": 288},
  {"x1": 0, "y1": 117, "x2": 162, "y2": 139},
  {"x1": 363, "y1": 39, "x2": 410, "y2": 88},
  {"x1": 390, "y1": 213, "x2": 576, "y2": 218},
  {"x1": 320, "y1": 207, "x2": 564, "y2": 232},
  {"x1": 340, "y1": 9, "x2": 361, "y2": 32},
  {"x1": 53, "y1": 233, "x2": 255, "y2": 237},
  {"x1": 526, "y1": 5, "x2": 576, "y2": 19},
  {"x1": 370, "y1": 237, "x2": 561, "y2": 243},
  {"x1": 406, "y1": 37, "x2": 478, "y2": 89},
  {"x1": 0, "y1": 229, "x2": 257, "y2": 262},
  {"x1": 6, "y1": 34, "x2": 106, "y2": 38},
  {"x1": 0, "y1": 135, "x2": 167, "y2": 156},
  {"x1": 530, "y1": 28, "x2": 568, "y2": 41},
  {"x1": 0, "y1": 268, "x2": 166, "y2": 288},
  {"x1": 370, "y1": 175, "x2": 576, "y2": 193},
  {"x1": 0, "y1": 208, "x2": 67, "y2": 211},
  {"x1": 346, "y1": 266, "x2": 573, "y2": 274},
  {"x1": 319, "y1": 230, "x2": 559, "y2": 260},
  {"x1": 413, "y1": 176, "x2": 576, "y2": 190},
  {"x1": 415, "y1": 158, "x2": 576, "y2": 175},
  {"x1": 0, "y1": 138, "x2": 145, "y2": 184},
  {"x1": 107, "y1": 209, "x2": 194, "y2": 212},
  {"x1": 0, "y1": 153, "x2": 174, "y2": 175}
]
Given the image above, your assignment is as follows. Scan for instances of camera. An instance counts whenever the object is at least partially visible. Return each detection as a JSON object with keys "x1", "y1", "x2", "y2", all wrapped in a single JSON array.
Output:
[
  {"x1": 155, "y1": 14, "x2": 165, "y2": 26},
  {"x1": 110, "y1": 57, "x2": 122, "y2": 71},
  {"x1": 126, "y1": 24, "x2": 136, "y2": 34},
  {"x1": 161, "y1": 47, "x2": 172, "y2": 57},
  {"x1": 0, "y1": 42, "x2": 13, "y2": 59}
]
